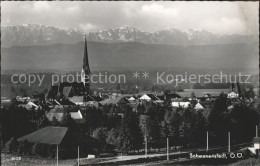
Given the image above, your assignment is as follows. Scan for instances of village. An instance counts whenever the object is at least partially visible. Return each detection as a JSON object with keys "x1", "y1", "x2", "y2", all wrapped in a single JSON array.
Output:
[{"x1": 1, "y1": 37, "x2": 260, "y2": 166}]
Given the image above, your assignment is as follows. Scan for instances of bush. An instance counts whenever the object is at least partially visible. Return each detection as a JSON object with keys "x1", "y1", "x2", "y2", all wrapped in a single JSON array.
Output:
[
  {"x1": 17, "y1": 140, "x2": 30, "y2": 155},
  {"x1": 5, "y1": 137, "x2": 18, "y2": 153},
  {"x1": 31, "y1": 143, "x2": 41, "y2": 156}
]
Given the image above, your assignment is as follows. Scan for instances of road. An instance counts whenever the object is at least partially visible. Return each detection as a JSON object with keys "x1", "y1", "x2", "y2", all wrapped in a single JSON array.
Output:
[{"x1": 79, "y1": 142, "x2": 251, "y2": 165}]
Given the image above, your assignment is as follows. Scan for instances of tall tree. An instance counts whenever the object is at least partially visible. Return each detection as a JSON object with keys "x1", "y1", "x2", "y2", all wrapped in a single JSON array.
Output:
[
  {"x1": 139, "y1": 115, "x2": 150, "y2": 138},
  {"x1": 208, "y1": 94, "x2": 230, "y2": 145},
  {"x1": 118, "y1": 109, "x2": 142, "y2": 153}
]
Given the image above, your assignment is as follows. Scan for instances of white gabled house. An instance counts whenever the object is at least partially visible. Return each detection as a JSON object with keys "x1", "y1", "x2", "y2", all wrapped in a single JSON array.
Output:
[
  {"x1": 140, "y1": 94, "x2": 160, "y2": 101},
  {"x1": 194, "y1": 102, "x2": 204, "y2": 110},
  {"x1": 128, "y1": 97, "x2": 136, "y2": 102}
]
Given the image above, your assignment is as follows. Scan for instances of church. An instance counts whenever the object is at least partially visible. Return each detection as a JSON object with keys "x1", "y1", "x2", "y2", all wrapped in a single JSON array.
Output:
[{"x1": 45, "y1": 37, "x2": 102, "y2": 105}]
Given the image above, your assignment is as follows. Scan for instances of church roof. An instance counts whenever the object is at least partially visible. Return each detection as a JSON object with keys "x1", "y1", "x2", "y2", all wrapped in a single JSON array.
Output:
[
  {"x1": 45, "y1": 85, "x2": 59, "y2": 99},
  {"x1": 46, "y1": 82, "x2": 87, "y2": 99}
]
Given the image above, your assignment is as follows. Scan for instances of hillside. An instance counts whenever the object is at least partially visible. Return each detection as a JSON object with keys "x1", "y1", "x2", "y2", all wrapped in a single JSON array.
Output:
[{"x1": 1, "y1": 41, "x2": 258, "y2": 71}]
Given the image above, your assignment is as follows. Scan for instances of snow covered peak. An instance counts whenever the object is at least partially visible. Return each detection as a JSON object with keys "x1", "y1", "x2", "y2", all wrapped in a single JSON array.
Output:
[{"x1": 1, "y1": 24, "x2": 257, "y2": 47}]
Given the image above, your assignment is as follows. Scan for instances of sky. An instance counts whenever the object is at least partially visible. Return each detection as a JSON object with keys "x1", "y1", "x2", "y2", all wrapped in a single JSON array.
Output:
[{"x1": 1, "y1": 1, "x2": 259, "y2": 35}]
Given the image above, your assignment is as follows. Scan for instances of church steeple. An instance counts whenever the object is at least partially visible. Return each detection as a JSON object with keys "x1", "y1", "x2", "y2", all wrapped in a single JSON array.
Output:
[
  {"x1": 81, "y1": 36, "x2": 91, "y2": 94},
  {"x1": 83, "y1": 35, "x2": 90, "y2": 74}
]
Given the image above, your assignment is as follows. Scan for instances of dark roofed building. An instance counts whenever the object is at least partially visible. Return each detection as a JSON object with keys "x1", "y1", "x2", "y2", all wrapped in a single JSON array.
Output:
[
  {"x1": 99, "y1": 97, "x2": 129, "y2": 106},
  {"x1": 17, "y1": 126, "x2": 101, "y2": 158},
  {"x1": 18, "y1": 126, "x2": 68, "y2": 145},
  {"x1": 45, "y1": 85, "x2": 59, "y2": 99},
  {"x1": 46, "y1": 82, "x2": 87, "y2": 100},
  {"x1": 158, "y1": 93, "x2": 181, "y2": 101}
]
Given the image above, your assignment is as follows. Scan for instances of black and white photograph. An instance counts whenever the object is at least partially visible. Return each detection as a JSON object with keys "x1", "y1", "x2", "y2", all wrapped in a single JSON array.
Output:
[{"x1": 0, "y1": 1, "x2": 259, "y2": 165}]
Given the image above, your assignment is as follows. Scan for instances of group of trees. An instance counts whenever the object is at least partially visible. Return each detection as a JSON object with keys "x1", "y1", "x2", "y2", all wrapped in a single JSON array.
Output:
[
  {"x1": 208, "y1": 93, "x2": 259, "y2": 145},
  {"x1": 87, "y1": 102, "x2": 208, "y2": 153},
  {"x1": 1, "y1": 100, "x2": 50, "y2": 144}
]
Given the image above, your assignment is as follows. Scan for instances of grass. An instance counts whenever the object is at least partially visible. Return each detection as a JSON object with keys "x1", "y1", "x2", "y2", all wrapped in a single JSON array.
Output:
[{"x1": 1, "y1": 153, "x2": 76, "y2": 166}]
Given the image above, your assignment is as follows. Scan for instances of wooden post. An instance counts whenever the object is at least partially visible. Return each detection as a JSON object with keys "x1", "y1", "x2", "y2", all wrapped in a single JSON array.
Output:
[
  {"x1": 167, "y1": 137, "x2": 169, "y2": 160},
  {"x1": 207, "y1": 131, "x2": 208, "y2": 151},
  {"x1": 78, "y1": 146, "x2": 80, "y2": 166},
  {"x1": 228, "y1": 132, "x2": 230, "y2": 152},
  {"x1": 57, "y1": 145, "x2": 59, "y2": 166}
]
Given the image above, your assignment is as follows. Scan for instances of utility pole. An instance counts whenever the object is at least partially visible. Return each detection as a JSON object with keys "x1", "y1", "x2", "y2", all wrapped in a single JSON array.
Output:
[
  {"x1": 145, "y1": 135, "x2": 147, "y2": 158},
  {"x1": 256, "y1": 125, "x2": 258, "y2": 137},
  {"x1": 228, "y1": 132, "x2": 230, "y2": 153},
  {"x1": 207, "y1": 131, "x2": 209, "y2": 151},
  {"x1": 167, "y1": 137, "x2": 169, "y2": 160},
  {"x1": 57, "y1": 145, "x2": 59, "y2": 166},
  {"x1": 78, "y1": 146, "x2": 80, "y2": 166}
]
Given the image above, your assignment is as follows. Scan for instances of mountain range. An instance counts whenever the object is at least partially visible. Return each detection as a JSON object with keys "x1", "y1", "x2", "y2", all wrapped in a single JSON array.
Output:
[{"x1": 1, "y1": 24, "x2": 258, "y2": 47}]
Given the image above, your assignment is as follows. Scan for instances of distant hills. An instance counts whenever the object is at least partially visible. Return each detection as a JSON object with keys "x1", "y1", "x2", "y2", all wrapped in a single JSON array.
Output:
[
  {"x1": 1, "y1": 24, "x2": 258, "y2": 47},
  {"x1": 1, "y1": 41, "x2": 258, "y2": 71}
]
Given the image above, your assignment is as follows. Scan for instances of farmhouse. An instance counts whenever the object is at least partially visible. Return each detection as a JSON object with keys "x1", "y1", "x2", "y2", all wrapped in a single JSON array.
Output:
[{"x1": 17, "y1": 126, "x2": 100, "y2": 158}]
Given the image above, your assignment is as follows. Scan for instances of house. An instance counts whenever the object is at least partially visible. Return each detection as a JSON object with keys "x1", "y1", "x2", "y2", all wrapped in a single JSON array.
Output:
[
  {"x1": 46, "y1": 106, "x2": 65, "y2": 121},
  {"x1": 99, "y1": 97, "x2": 129, "y2": 106},
  {"x1": 16, "y1": 96, "x2": 31, "y2": 103},
  {"x1": 228, "y1": 91, "x2": 239, "y2": 99},
  {"x1": 172, "y1": 102, "x2": 191, "y2": 108},
  {"x1": 127, "y1": 97, "x2": 136, "y2": 102},
  {"x1": 140, "y1": 94, "x2": 164, "y2": 105},
  {"x1": 18, "y1": 126, "x2": 68, "y2": 145},
  {"x1": 253, "y1": 137, "x2": 260, "y2": 150},
  {"x1": 17, "y1": 126, "x2": 100, "y2": 157},
  {"x1": 86, "y1": 95, "x2": 103, "y2": 105},
  {"x1": 68, "y1": 96, "x2": 84, "y2": 105},
  {"x1": 194, "y1": 102, "x2": 204, "y2": 110},
  {"x1": 67, "y1": 95, "x2": 103, "y2": 106},
  {"x1": 18, "y1": 104, "x2": 34, "y2": 110},
  {"x1": 27, "y1": 101, "x2": 41, "y2": 109},
  {"x1": 46, "y1": 106, "x2": 85, "y2": 124},
  {"x1": 18, "y1": 100, "x2": 43, "y2": 110},
  {"x1": 204, "y1": 94, "x2": 213, "y2": 101},
  {"x1": 70, "y1": 110, "x2": 85, "y2": 123},
  {"x1": 158, "y1": 93, "x2": 181, "y2": 101},
  {"x1": 249, "y1": 137, "x2": 260, "y2": 155},
  {"x1": 140, "y1": 94, "x2": 160, "y2": 101}
]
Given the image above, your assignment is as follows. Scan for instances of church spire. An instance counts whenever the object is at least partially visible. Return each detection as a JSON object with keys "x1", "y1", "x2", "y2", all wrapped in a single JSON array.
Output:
[
  {"x1": 83, "y1": 35, "x2": 90, "y2": 74},
  {"x1": 81, "y1": 35, "x2": 91, "y2": 95}
]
